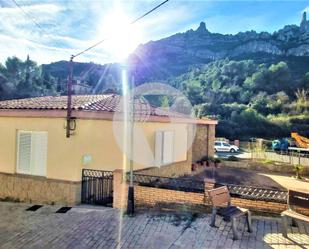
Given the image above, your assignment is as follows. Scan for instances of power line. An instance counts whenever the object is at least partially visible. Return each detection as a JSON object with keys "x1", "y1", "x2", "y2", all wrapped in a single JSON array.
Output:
[
  {"x1": 10, "y1": 0, "x2": 73, "y2": 57},
  {"x1": 73, "y1": 0, "x2": 170, "y2": 58},
  {"x1": 10, "y1": 0, "x2": 49, "y2": 36}
]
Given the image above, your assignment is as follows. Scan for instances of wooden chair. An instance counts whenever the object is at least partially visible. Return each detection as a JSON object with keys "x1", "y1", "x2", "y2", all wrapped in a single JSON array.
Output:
[
  {"x1": 281, "y1": 189, "x2": 309, "y2": 238},
  {"x1": 206, "y1": 186, "x2": 252, "y2": 240}
]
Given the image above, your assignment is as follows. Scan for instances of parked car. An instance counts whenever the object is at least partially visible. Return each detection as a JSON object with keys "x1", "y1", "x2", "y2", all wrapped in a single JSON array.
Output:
[{"x1": 214, "y1": 141, "x2": 239, "y2": 153}]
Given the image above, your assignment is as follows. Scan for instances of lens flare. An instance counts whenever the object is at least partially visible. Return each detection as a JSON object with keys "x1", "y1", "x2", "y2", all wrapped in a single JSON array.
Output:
[{"x1": 99, "y1": 9, "x2": 143, "y2": 61}]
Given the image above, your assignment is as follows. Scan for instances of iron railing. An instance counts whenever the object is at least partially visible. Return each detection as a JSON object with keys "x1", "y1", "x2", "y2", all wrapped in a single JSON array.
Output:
[
  {"x1": 131, "y1": 173, "x2": 288, "y2": 203},
  {"x1": 81, "y1": 169, "x2": 113, "y2": 206},
  {"x1": 217, "y1": 183, "x2": 288, "y2": 203}
]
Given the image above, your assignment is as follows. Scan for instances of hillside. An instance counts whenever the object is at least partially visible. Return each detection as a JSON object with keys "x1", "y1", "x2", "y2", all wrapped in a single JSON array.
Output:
[
  {"x1": 42, "y1": 14, "x2": 309, "y2": 86},
  {"x1": 1, "y1": 14, "x2": 309, "y2": 139}
]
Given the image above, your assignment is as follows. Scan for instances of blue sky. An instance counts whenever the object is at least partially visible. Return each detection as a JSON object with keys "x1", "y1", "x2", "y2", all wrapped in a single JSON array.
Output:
[{"x1": 0, "y1": 0, "x2": 308, "y2": 65}]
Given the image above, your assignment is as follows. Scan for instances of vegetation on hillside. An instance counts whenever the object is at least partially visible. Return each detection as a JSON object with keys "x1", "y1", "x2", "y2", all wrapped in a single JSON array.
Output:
[
  {"x1": 0, "y1": 56, "x2": 57, "y2": 100},
  {"x1": 167, "y1": 59, "x2": 309, "y2": 139},
  {"x1": 0, "y1": 56, "x2": 308, "y2": 140}
]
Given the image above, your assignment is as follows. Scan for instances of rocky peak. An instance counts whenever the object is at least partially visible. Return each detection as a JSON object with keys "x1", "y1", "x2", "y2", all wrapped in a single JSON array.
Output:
[
  {"x1": 300, "y1": 11, "x2": 309, "y2": 33},
  {"x1": 301, "y1": 11, "x2": 307, "y2": 24},
  {"x1": 196, "y1": 21, "x2": 209, "y2": 33}
]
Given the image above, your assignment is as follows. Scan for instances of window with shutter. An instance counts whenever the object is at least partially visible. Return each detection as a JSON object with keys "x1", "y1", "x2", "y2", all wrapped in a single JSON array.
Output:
[
  {"x1": 173, "y1": 127, "x2": 188, "y2": 162},
  {"x1": 31, "y1": 132, "x2": 48, "y2": 176},
  {"x1": 162, "y1": 131, "x2": 173, "y2": 164},
  {"x1": 17, "y1": 131, "x2": 48, "y2": 177},
  {"x1": 155, "y1": 130, "x2": 174, "y2": 166},
  {"x1": 17, "y1": 131, "x2": 32, "y2": 174},
  {"x1": 155, "y1": 131, "x2": 163, "y2": 167}
]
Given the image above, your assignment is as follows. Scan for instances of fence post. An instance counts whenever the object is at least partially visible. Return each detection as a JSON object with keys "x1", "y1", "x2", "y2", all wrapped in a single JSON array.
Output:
[
  {"x1": 204, "y1": 178, "x2": 216, "y2": 205},
  {"x1": 113, "y1": 169, "x2": 128, "y2": 210}
]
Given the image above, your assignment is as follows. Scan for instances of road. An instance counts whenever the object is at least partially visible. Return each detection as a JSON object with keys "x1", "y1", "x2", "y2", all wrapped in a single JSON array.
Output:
[{"x1": 215, "y1": 150, "x2": 251, "y2": 159}]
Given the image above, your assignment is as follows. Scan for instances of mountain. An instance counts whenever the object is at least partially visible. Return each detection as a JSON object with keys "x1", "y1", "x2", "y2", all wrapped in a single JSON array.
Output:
[
  {"x1": 42, "y1": 12, "x2": 309, "y2": 87},
  {"x1": 131, "y1": 14, "x2": 309, "y2": 82},
  {"x1": 2, "y1": 13, "x2": 309, "y2": 139}
]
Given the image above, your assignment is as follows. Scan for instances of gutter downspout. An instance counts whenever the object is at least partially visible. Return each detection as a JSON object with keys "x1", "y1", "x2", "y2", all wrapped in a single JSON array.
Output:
[{"x1": 66, "y1": 55, "x2": 74, "y2": 138}]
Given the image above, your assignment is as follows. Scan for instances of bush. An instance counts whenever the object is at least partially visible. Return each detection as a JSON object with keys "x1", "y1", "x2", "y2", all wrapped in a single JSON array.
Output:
[
  {"x1": 262, "y1": 159, "x2": 274, "y2": 164},
  {"x1": 201, "y1": 155, "x2": 214, "y2": 162},
  {"x1": 293, "y1": 164, "x2": 304, "y2": 179}
]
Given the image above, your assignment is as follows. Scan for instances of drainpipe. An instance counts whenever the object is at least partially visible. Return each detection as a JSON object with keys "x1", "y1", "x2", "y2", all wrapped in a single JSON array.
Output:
[
  {"x1": 66, "y1": 55, "x2": 74, "y2": 138},
  {"x1": 207, "y1": 125, "x2": 210, "y2": 156}
]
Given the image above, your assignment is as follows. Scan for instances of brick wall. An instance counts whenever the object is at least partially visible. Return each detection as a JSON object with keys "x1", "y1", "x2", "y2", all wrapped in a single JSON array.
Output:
[
  {"x1": 192, "y1": 124, "x2": 215, "y2": 162},
  {"x1": 134, "y1": 185, "x2": 207, "y2": 212},
  {"x1": 113, "y1": 169, "x2": 128, "y2": 209},
  {"x1": 0, "y1": 172, "x2": 81, "y2": 205},
  {"x1": 113, "y1": 170, "x2": 309, "y2": 215}
]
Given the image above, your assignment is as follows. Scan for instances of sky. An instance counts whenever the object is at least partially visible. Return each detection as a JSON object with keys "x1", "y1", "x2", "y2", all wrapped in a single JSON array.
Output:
[{"x1": 0, "y1": 0, "x2": 308, "y2": 65}]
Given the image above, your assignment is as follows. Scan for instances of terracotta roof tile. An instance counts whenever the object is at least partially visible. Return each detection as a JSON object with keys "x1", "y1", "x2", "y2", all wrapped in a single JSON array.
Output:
[
  {"x1": 0, "y1": 95, "x2": 186, "y2": 119},
  {"x1": 0, "y1": 95, "x2": 109, "y2": 111}
]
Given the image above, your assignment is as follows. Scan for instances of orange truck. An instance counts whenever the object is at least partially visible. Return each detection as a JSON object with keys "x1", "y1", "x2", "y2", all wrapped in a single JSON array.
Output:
[{"x1": 291, "y1": 132, "x2": 309, "y2": 149}]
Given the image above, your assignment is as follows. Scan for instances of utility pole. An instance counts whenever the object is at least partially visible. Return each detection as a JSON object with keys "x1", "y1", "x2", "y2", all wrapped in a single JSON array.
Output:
[
  {"x1": 127, "y1": 60, "x2": 136, "y2": 216},
  {"x1": 63, "y1": 0, "x2": 169, "y2": 139},
  {"x1": 66, "y1": 55, "x2": 74, "y2": 138}
]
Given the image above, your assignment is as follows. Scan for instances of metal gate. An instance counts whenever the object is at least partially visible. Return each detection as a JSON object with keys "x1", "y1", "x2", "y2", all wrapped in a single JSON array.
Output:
[{"x1": 81, "y1": 169, "x2": 113, "y2": 206}]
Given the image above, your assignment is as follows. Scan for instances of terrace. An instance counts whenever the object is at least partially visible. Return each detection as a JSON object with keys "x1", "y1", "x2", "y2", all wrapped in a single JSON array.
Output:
[{"x1": 0, "y1": 201, "x2": 308, "y2": 249}]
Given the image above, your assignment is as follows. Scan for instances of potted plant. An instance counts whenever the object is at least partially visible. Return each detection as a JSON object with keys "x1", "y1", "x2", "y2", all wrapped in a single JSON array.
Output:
[
  {"x1": 293, "y1": 164, "x2": 304, "y2": 180},
  {"x1": 214, "y1": 158, "x2": 221, "y2": 168},
  {"x1": 208, "y1": 156, "x2": 215, "y2": 168},
  {"x1": 200, "y1": 156, "x2": 209, "y2": 167},
  {"x1": 191, "y1": 163, "x2": 198, "y2": 171}
]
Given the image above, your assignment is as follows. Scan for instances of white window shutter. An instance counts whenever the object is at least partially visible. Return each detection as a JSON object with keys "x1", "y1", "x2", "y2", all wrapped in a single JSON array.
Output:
[
  {"x1": 17, "y1": 131, "x2": 32, "y2": 174},
  {"x1": 31, "y1": 132, "x2": 48, "y2": 176},
  {"x1": 155, "y1": 131, "x2": 163, "y2": 167},
  {"x1": 173, "y1": 127, "x2": 188, "y2": 162},
  {"x1": 162, "y1": 131, "x2": 173, "y2": 164}
]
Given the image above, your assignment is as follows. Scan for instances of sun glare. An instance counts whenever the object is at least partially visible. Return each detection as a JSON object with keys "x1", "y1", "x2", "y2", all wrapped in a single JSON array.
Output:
[{"x1": 99, "y1": 9, "x2": 143, "y2": 62}]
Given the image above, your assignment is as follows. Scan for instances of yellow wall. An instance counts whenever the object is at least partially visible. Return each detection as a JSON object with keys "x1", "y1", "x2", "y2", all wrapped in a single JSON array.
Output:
[{"x1": 0, "y1": 116, "x2": 192, "y2": 182}]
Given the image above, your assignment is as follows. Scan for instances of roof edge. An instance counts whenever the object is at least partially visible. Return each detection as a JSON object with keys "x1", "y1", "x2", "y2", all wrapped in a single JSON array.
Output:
[{"x1": 0, "y1": 109, "x2": 218, "y2": 125}]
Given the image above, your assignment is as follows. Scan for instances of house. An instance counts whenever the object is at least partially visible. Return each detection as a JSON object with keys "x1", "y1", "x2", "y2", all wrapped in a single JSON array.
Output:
[{"x1": 0, "y1": 95, "x2": 217, "y2": 205}]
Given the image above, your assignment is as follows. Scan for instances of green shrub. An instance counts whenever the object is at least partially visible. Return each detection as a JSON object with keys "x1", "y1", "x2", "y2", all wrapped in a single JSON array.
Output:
[
  {"x1": 262, "y1": 159, "x2": 274, "y2": 164},
  {"x1": 201, "y1": 155, "x2": 214, "y2": 162},
  {"x1": 293, "y1": 164, "x2": 304, "y2": 179}
]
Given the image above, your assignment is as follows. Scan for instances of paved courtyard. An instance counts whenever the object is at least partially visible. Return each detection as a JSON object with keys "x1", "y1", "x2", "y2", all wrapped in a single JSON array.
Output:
[{"x1": 0, "y1": 202, "x2": 309, "y2": 249}]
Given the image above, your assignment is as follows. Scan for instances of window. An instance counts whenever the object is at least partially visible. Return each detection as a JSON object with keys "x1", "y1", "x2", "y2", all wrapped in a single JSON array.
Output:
[
  {"x1": 155, "y1": 131, "x2": 174, "y2": 166},
  {"x1": 223, "y1": 143, "x2": 230, "y2": 147},
  {"x1": 215, "y1": 142, "x2": 221, "y2": 146},
  {"x1": 154, "y1": 127, "x2": 188, "y2": 167},
  {"x1": 16, "y1": 131, "x2": 48, "y2": 176}
]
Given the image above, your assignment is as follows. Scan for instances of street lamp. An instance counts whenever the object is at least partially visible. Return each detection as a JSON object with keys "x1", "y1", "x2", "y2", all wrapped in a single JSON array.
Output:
[{"x1": 126, "y1": 55, "x2": 139, "y2": 216}]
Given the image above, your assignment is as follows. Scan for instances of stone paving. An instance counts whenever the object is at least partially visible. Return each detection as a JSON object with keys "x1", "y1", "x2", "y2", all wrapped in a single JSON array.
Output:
[{"x1": 0, "y1": 202, "x2": 309, "y2": 249}]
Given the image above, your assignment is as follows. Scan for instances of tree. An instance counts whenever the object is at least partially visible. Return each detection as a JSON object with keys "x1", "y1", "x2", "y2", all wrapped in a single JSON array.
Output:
[
  {"x1": 0, "y1": 56, "x2": 56, "y2": 100},
  {"x1": 185, "y1": 79, "x2": 203, "y2": 105},
  {"x1": 244, "y1": 62, "x2": 292, "y2": 95}
]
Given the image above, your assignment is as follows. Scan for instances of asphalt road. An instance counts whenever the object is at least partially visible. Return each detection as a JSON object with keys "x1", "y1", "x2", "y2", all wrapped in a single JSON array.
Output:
[{"x1": 215, "y1": 150, "x2": 251, "y2": 159}]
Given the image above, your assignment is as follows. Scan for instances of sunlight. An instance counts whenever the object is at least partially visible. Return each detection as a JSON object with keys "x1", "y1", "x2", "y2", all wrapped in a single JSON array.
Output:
[{"x1": 98, "y1": 9, "x2": 143, "y2": 62}]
